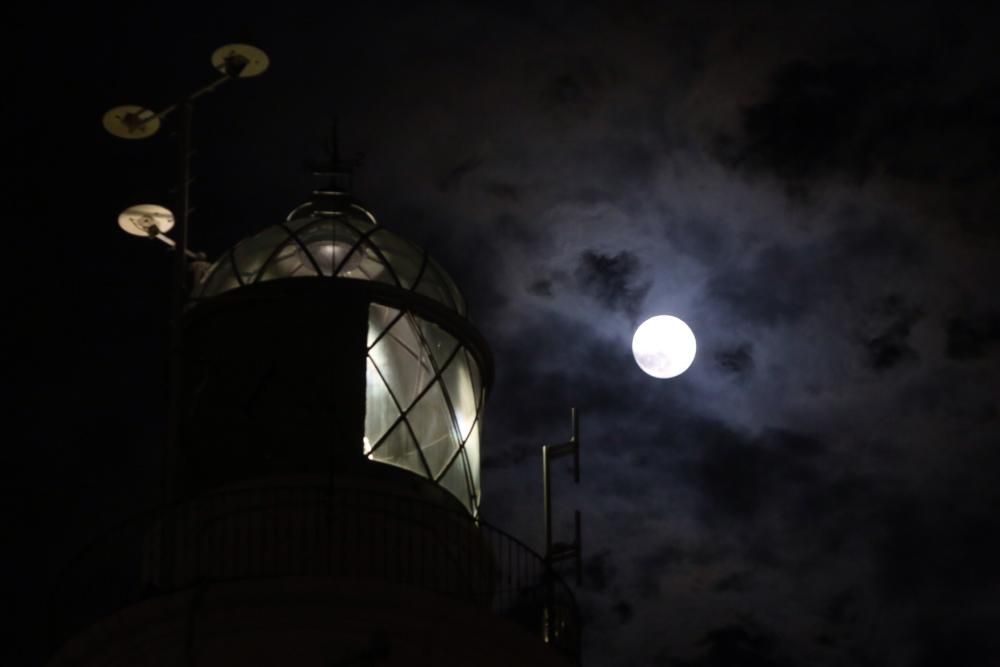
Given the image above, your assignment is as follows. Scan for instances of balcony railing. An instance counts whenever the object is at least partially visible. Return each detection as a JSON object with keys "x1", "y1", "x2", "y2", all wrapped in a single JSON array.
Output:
[{"x1": 48, "y1": 484, "x2": 580, "y2": 663}]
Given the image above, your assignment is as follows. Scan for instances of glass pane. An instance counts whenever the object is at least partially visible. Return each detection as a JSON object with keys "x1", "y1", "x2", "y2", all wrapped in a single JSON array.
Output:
[
  {"x1": 417, "y1": 317, "x2": 458, "y2": 371},
  {"x1": 406, "y1": 381, "x2": 458, "y2": 478},
  {"x1": 367, "y1": 304, "x2": 401, "y2": 349},
  {"x1": 369, "y1": 419, "x2": 428, "y2": 478},
  {"x1": 365, "y1": 357, "x2": 400, "y2": 447},
  {"x1": 413, "y1": 261, "x2": 454, "y2": 309},
  {"x1": 438, "y1": 453, "x2": 473, "y2": 513},
  {"x1": 308, "y1": 240, "x2": 352, "y2": 276},
  {"x1": 442, "y1": 351, "x2": 476, "y2": 440},
  {"x1": 464, "y1": 423, "x2": 481, "y2": 509},
  {"x1": 370, "y1": 318, "x2": 433, "y2": 411},
  {"x1": 368, "y1": 229, "x2": 425, "y2": 289},
  {"x1": 338, "y1": 237, "x2": 392, "y2": 284},
  {"x1": 417, "y1": 257, "x2": 464, "y2": 311},
  {"x1": 298, "y1": 218, "x2": 358, "y2": 276},
  {"x1": 258, "y1": 238, "x2": 316, "y2": 282},
  {"x1": 465, "y1": 349, "x2": 484, "y2": 408},
  {"x1": 431, "y1": 256, "x2": 466, "y2": 315},
  {"x1": 199, "y1": 255, "x2": 241, "y2": 297},
  {"x1": 232, "y1": 225, "x2": 290, "y2": 284}
]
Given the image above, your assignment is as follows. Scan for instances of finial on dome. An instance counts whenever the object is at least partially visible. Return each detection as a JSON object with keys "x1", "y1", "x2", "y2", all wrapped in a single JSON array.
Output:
[{"x1": 305, "y1": 117, "x2": 364, "y2": 194}]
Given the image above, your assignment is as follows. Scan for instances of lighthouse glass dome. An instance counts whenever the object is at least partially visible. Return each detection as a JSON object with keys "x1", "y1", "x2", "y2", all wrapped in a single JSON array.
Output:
[
  {"x1": 193, "y1": 194, "x2": 484, "y2": 514},
  {"x1": 195, "y1": 196, "x2": 466, "y2": 314}
]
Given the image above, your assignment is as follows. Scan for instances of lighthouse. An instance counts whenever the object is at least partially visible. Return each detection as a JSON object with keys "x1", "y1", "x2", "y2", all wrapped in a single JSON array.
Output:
[{"x1": 47, "y1": 188, "x2": 580, "y2": 666}]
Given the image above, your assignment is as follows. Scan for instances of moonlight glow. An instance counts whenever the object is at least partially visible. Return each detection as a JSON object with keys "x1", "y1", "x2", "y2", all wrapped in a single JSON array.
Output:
[{"x1": 632, "y1": 315, "x2": 697, "y2": 379}]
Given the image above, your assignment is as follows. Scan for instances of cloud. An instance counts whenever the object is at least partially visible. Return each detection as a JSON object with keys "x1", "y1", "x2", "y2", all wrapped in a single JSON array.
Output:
[
  {"x1": 711, "y1": 569, "x2": 755, "y2": 593},
  {"x1": 859, "y1": 294, "x2": 923, "y2": 372},
  {"x1": 611, "y1": 600, "x2": 634, "y2": 624},
  {"x1": 583, "y1": 550, "x2": 618, "y2": 593},
  {"x1": 724, "y1": 59, "x2": 885, "y2": 183},
  {"x1": 945, "y1": 314, "x2": 1000, "y2": 360},
  {"x1": 575, "y1": 249, "x2": 651, "y2": 320},
  {"x1": 713, "y1": 342, "x2": 754, "y2": 376},
  {"x1": 688, "y1": 428, "x2": 827, "y2": 525},
  {"x1": 437, "y1": 155, "x2": 484, "y2": 192},
  {"x1": 706, "y1": 242, "x2": 827, "y2": 325},
  {"x1": 668, "y1": 623, "x2": 791, "y2": 667}
]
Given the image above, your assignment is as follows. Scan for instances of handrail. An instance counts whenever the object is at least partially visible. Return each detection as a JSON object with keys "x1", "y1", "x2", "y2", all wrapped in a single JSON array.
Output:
[{"x1": 48, "y1": 484, "x2": 580, "y2": 663}]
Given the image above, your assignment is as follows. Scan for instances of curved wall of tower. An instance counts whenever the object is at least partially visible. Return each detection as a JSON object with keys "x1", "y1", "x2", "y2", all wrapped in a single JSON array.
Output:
[{"x1": 48, "y1": 576, "x2": 575, "y2": 667}]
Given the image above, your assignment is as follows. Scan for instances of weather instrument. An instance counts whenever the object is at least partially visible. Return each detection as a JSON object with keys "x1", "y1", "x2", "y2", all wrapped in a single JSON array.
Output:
[
  {"x1": 117, "y1": 204, "x2": 200, "y2": 258},
  {"x1": 105, "y1": 42, "x2": 270, "y2": 260},
  {"x1": 118, "y1": 203, "x2": 174, "y2": 237},
  {"x1": 104, "y1": 43, "x2": 270, "y2": 498},
  {"x1": 102, "y1": 105, "x2": 161, "y2": 139},
  {"x1": 102, "y1": 43, "x2": 270, "y2": 142},
  {"x1": 210, "y1": 44, "x2": 270, "y2": 78},
  {"x1": 632, "y1": 315, "x2": 697, "y2": 379}
]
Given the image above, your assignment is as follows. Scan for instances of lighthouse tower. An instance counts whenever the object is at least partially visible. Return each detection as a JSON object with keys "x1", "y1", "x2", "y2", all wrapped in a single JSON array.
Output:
[{"x1": 47, "y1": 190, "x2": 580, "y2": 666}]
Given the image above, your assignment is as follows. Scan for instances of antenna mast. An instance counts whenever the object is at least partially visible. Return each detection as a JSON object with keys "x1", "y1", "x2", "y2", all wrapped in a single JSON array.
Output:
[
  {"x1": 542, "y1": 407, "x2": 583, "y2": 585},
  {"x1": 103, "y1": 43, "x2": 270, "y2": 501},
  {"x1": 309, "y1": 117, "x2": 363, "y2": 193}
]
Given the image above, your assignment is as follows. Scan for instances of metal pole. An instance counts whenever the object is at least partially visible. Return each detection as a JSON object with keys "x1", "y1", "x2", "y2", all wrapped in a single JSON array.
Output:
[
  {"x1": 165, "y1": 98, "x2": 193, "y2": 503},
  {"x1": 571, "y1": 407, "x2": 579, "y2": 482},
  {"x1": 542, "y1": 408, "x2": 583, "y2": 587},
  {"x1": 543, "y1": 444, "x2": 552, "y2": 559}
]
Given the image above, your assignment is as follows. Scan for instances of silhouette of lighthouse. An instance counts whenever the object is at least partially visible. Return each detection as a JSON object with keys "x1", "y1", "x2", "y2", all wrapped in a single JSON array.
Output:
[{"x1": 47, "y1": 182, "x2": 580, "y2": 666}]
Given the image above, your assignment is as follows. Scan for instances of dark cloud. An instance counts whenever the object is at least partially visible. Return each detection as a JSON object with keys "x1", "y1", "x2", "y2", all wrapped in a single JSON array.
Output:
[
  {"x1": 898, "y1": 367, "x2": 999, "y2": 426},
  {"x1": 712, "y1": 570, "x2": 754, "y2": 593},
  {"x1": 828, "y1": 215, "x2": 920, "y2": 264},
  {"x1": 875, "y1": 493, "x2": 1000, "y2": 604},
  {"x1": 634, "y1": 541, "x2": 719, "y2": 588},
  {"x1": 707, "y1": 243, "x2": 828, "y2": 325},
  {"x1": 685, "y1": 427, "x2": 872, "y2": 561},
  {"x1": 536, "y1": 58, "x2": 610, "y2": 121},
  {"x1": 708, "y1": 218, "x2": 920, "y2": 325},
  {"x1": 726, "y1": 59, "x2": 884, "y2": 183},
  {"x1": 908, "y1": 618, "x2": 1000, "y2": 666},
  {"x1": 492, "y1": 212, "x2": 542, "y2": 247},
  {"x1": 663, "y1": 213, "x2": 727, "y2": 263},
  {"x1": 583, "y1": 550, "x2": 617, "y2": 593},
  {"x1": 945, "y1": 314, "x2": 1000, "y2": 360},
  {"x1": 725, "y1": 47, "x2": 1000, "y2": 195},
  {"x1": 611, "y1": 600, "x2": 634, "y2": 624},
  {"x1": 482, "y1": 181, "x2": 520, "y2": 201},
  {"x1": 526, "y1": 269, "x2": 569, "y2": 299},
  {"x1": 575, "y1": 250, "x2": 651, "y2": 319},
  {"x1": 437, "y1": 155, "x2": 484, "y2": 192},
  {"x1": 482, "y1": 439, "x2": 536, "y2": 471},
  {"x1": 822, "y1": 588, "x2": 863, "y2": 628},
  {"x1": 714, "y1": 342, "x2": 754, "y2": 376},
  {"x1": 527, "y1": 278, "x2": 555, "y2": 297},
  {"x1": 860, "y1": 295, "x2": 922, "y2": 372},
  {"x1": 669, "y1": 624, "x2": 790, "y2": 667}
]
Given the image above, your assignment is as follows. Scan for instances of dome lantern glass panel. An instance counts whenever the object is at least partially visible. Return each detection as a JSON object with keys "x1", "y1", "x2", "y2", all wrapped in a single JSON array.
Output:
[
  {"x1": 364, "y1": 305, "x2": 484, "y2": 515},
  {"x1": 194, "y1": 203, "x2": 466, "y2": 316}
]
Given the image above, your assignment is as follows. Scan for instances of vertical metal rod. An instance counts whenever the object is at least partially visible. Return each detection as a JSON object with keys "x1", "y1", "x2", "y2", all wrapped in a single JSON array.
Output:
[
  {"x1": 165, "y1": 98, "x2": 193, "y2": 503},
  {"x1": 543, "y1": 444, "x2": 552, "y2": 559},
  {"x1": 159, "y1": 99, "x2": 192, "y2": 589},
  {"x1": 571, "y1": 407, "x2": 579, "y2": 483},
  {"x1": 574, "y1": 510, "x2": 582, "y2": 586}
]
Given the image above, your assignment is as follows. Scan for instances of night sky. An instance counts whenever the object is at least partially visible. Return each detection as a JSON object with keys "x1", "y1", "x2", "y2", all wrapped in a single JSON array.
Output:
[{"x1": 9, "y1": 2, "x2": 1000, "y2": 665}]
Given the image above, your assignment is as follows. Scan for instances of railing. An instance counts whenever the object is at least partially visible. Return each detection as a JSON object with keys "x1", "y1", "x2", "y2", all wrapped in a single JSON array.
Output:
[{"x1": 48, "y1": 485, "x2": 580, "y2": 663}]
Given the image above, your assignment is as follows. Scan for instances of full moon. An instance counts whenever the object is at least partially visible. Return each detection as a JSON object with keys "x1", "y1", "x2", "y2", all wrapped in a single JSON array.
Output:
[{"x1": 632, "y1": 315, "x2": 697, "y2": 379}]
